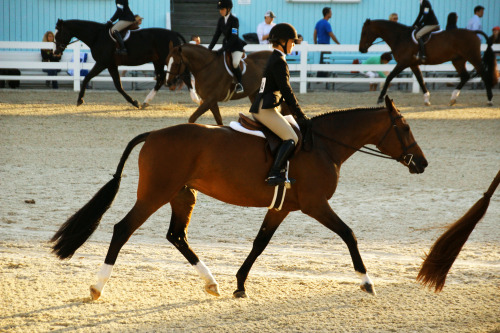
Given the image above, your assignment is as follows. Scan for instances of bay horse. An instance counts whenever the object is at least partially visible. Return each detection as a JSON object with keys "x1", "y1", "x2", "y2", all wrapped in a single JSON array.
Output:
[
  {"x1": 359, "y1": 20, "x2": 498, "y2": 106},
  {"x1": 165, "y1": 44, "x2": 274, "y2": 125},
  {"x1": 54, "y1": 19, "x2": 186, "y2": 108},
  {"x1": 50, "y1": 96, "x2": 428, "y2": 300},
  {"x1": 417, "y1": 170, "x2": 499, "y2": 292}
]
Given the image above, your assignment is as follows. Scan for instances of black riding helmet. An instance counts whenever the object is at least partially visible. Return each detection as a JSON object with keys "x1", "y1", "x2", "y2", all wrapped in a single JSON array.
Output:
[
  {"x1": 217, "y1": 0, "x2": 233, "y2": 9},
  {"x1": 268, "y1": 23, "x2": 300, "y2": 44}
]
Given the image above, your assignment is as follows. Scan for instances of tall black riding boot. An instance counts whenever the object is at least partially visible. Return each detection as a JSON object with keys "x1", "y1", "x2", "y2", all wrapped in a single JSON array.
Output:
[
  {"x1": 112, "y1": 30, "x2": 128, "y2": 55},
  {"x1": 417, "y1": 38, "x2": 426, "y2": 62},
  {"x1": 266, "y1": 139, "x2": 295, "y2": 186},
  {"x1": 233, "y1": 66, "x2": 244, "y2": 93}
]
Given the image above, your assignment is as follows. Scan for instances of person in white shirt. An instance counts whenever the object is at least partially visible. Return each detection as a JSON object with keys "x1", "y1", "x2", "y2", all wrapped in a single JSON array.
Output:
[
  {"x1": 256, "y1": 11, "x2": 276, "y2": 44},
  {"x1": 466, "y1": 5, "x2": 485, "y2": 40}
]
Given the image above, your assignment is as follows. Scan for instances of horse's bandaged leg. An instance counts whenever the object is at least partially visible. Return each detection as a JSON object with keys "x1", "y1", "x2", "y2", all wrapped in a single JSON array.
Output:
[
  {"x1": 357, "y1": 271, "x2": 376, "y2": 295},
  {"x1": 90, "y1": 263, "x2": 113, "y2": 300},
  {"x1": 194, "y1": 261, "x2": 220, "y2": 296},
  {"x1": 423, "y1": 92, "x2": 431, "y2": 106}
]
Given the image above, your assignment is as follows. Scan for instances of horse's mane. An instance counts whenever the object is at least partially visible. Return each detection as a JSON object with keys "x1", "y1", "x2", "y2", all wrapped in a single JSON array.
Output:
[{"x1": 313, "y1": 106, "x2": 386, "y2": 120}]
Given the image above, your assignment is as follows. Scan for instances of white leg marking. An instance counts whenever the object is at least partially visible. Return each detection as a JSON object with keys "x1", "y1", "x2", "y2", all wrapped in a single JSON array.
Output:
[
  {"x1": 356, "y1": 272, "x2": 373, "y2": 286},
  {"x1": 451, "y1": 89, "x2": 461, "y2": 100},
  {"x1": 423, "y1": 92, "x2": 431, "y2": 105},
  {"x1": 194, "y1": 261, "x2": 217, "y2": 285},
  {"x1": 94, "y1": 263, "x2": 113, "y2": 293},
  {"x1": 144, "y1": 88, "x2": 157, "y2": 104}
]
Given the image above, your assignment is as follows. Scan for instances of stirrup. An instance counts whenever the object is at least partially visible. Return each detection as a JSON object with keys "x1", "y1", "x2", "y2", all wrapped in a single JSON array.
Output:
[{"x1": 235, "y1": 83, "x2": 244, "y2": 93}]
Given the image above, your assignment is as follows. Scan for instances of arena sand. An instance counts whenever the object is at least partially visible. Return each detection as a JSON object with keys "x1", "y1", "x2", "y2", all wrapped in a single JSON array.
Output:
[{"x1": 0, "y1": 89, "x2": 499, "y2": 332}]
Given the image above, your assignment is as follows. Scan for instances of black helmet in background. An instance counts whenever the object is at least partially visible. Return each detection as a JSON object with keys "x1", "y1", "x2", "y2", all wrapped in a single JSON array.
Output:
[{"x1": 217, "y1": 0, "x2": 233, "y2": 10}]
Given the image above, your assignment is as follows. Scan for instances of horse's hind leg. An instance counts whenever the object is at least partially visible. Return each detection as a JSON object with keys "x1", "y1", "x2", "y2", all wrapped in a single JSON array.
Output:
[
  {"x1": 90, "y1": 200, "x2": 159, "y2": 300},
  {"x1": 234, "y1": 209, "x2": 289, "y2": 298},
  {"x1": 166, "y1": 186, "x2": 220, "y2": 296},
  {"x1": 410, "y1": 65, "x2": 431, "y2": 106},
  {"x1": 450, "y1": 59, "x2": 469, "y2": 106},
  {"x1": 306, "y1": 202, "x2": 375, "y2": 295},
  {"x1": 108, "y1": 65, "x2": 140, "y2": 108},
  {"x1": 377, "y1": 64, "x2": 406, "y2": 104},
  {"x1": 142, "y1": 63, "x2": 166, "y2": 109},
  {"x1": 76, "y1": 63, "x2": 106, "y2": 106}
]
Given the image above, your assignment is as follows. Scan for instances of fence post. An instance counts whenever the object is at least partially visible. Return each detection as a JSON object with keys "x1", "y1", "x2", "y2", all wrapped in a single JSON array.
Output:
[
  {"x1": 299, "y1": 42, "x2": 308, "y2": 94},
  {"x1": 73, "y1": 43, "x2": 81, "y2": 92}
]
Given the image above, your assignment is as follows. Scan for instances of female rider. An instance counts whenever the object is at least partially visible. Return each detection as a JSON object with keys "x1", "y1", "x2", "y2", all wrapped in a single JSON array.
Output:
[
  {"x1": 107, "y1": 0, "x2": 136, "y2": 55},
  {"x1": 413, "y1": 0, "x2": 439, "y2": 62},
  {"x1": 208, "y1": 0, "x2": 247, "y2": 93},
  {"x1": 249, "y1": 23, "x2": 309, "y2": 186}
]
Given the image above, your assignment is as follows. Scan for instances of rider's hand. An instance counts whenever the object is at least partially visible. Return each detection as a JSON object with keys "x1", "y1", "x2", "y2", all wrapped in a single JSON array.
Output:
[{"x1": 106, "y1": 21, "x2": 113, "y2": 28}]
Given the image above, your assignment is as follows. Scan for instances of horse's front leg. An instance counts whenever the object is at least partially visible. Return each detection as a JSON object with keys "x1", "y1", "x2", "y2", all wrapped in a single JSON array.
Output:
[
  {"x1": 378, "y1": 64, "x2": 407, "y2": 105},
  {"x1": 410, "y1": 65, "x2": 431, "y2": 106},
  {"x1": 108, "y1": 66, "x2": 140, "y2": 108},
  {"x1": 449, "y1": 59, "x2": 470, "y2": 106},
  {"x1": 76, "y1": 63, "x2": 106, "y2": 106},
  {"x1": 141, "y1": 64, "x2": 166, "y2": 109},
  {"x1": 188, "y1": 99, "x2": 221, "y2": 125},
  {"x1": 166, "y1": 186, "x2": 220, "y2": 296},
  {"x1": 305, "y1": 202, "x2": 375, "y2": 295},
  {"x1": 234, "y1": 209, "x2": 289, "y2": 298}
]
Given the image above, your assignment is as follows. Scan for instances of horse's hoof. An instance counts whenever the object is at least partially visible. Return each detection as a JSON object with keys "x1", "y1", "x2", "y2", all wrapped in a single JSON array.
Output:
[
  {"x1": 205, "y1": 283, "x2": 220, "y2": 297},
  {"x1": 89, "y1": 285, "x2": 101, "y2": 300},
  {"x1": 233, "y1": 290, "x2": 248, "y2": 298},
  {"x1": 77, "y1": 99, "x2": 84, "y2": 106},
  {"x1": 487, "y1": 101, "x2": 493, "y2": 106},
  {"x1": 449, "y1": 99, "x2": 456, "y2": 106},
  {"x1": 376, "y1": 98, "x2": 383, "y2": 105},
  {"x1": 141, "y1": 103, "x2": 149, "y2": 109},
  {"x1": 360, "y1": 283, "x2": 376, "y2": 296},
  {"x1": 132, "y1": 100, "x2": 140, "y2": 109}
]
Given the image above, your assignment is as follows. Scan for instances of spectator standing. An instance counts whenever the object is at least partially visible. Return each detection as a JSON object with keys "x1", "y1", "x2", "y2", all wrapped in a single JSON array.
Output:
[
  {"x1": 41, "y1": 31, "x2": 61, "y2": 89},
  {"x1": 466, "y1": 5, "x2": 485, "y2": 40},
  {"x1": 388, "y1": 13, "x2": 399, "y2": 23},
  {"x1": 363, "y1": 52, "x2": 392, "y2": 91},
  {"x1": 314, "y1": 7, "x2": 340, "y2": 86},
  {"x1": 256, "y1": 11, "x2": 276, "y2": 44},
  {"x1": 445, "y1": 12, "x2": 458, "y2": 31}
]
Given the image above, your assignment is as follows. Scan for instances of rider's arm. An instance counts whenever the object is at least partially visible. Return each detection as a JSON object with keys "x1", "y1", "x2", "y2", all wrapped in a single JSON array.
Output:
[
  {"x1": 208, "y1": 19, "x2": 222, "y2": 50},
  {"x1": 273, "y1": 60, "x2": 307, "y2": 119},
  {"x1": 109, "y1": 1, "x2": 124, "y2": 23}
]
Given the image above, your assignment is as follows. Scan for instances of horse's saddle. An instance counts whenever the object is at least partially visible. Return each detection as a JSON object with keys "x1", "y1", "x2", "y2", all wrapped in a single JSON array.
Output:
[
  {"x1": 411, "y1": 28, "x2": 442, "y2": 44},
  {"x1": 230, "y1": 113, "x2": 302, "y2": 155},
  {"x1": 109, "y1": 29, "x2": 132, "y2": 43},
  {"x1": 223, "y1": 51, "x2": 247, "y2": 77}
]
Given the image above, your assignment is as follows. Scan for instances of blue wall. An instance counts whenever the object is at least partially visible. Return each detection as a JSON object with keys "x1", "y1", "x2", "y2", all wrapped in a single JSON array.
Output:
[
  {"x1": 1, "y1": 0, "x2": 499, "y2": 43},
  {"x1": 0, "y1": 0, "x2": 170, "y2": 41},
  {"x1": 232, "y1": 0, "x2": 499, "y2": 44}
]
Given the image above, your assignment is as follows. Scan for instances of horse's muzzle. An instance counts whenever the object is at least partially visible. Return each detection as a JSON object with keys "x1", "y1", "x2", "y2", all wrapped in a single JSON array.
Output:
[{"x1": 407, "y1": 156, "x2": 428, "y2": 174}]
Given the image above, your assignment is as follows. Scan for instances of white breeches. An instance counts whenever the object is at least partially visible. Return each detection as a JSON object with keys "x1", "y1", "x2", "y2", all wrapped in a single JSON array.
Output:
[{"x1": 232, "y1": 51, "x2": 243, "y2": 68}]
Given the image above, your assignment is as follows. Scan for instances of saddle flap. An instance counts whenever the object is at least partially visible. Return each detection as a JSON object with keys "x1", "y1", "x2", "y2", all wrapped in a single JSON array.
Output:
[{"x1": 224, "y1": 51, "x2": 246, "y2": 72}]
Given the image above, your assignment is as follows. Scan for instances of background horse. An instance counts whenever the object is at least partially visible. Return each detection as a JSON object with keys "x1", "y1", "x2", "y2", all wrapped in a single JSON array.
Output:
[
  {"x1": 417, "y1": 170, "x2": 499, "y2": 292},
  {"x1": 51, "y1": 96, "x2": 428, "y2": 300},
  {"x1": 165, "y1": 44, "x2": 274, "y2": 125},
  {"x1": 54, "y1": 19, "x2": 186, "y2": 108},
  {"x1": 359, "y1": 19, "x2": 498, "y2": 106}
]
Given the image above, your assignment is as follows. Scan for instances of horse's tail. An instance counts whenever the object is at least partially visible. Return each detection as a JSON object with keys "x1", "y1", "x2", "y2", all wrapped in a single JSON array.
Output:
[
  {"x1": 50, "y1": 132, "x2": 150, "y2": 260},
  {"x1": 477, "y1": 31, "x2": 499, "y2": 86},
  {"x1": 417, "y1": 169, "x2": 500, "y2": 292},
  {"x1": 177, "y1": 32, "x2": 186, "y2": 44}
]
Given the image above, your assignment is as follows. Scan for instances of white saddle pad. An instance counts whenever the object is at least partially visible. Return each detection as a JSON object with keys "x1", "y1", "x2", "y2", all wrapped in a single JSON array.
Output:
[
  {"x1": 223, "y1": 51, "x2": 247, "y2": 77},
  {"x1": 109, "y1": 29, "x2": 132, "y2": 42},
  {"x1": 229, "y1": 115, "x2": 300, "y2": 139}
]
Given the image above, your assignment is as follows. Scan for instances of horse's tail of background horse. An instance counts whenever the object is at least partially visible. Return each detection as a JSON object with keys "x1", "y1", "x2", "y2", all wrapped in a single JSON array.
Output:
[
  {"x1": 417, "y1": 169, "x2": 500, "y2": 292},
  {"x1": 50, "y1": 132, "x2": 151, "y2": 260},
  {"x1": 478, "y1": 31, "x2": 499, "y2": 86}
]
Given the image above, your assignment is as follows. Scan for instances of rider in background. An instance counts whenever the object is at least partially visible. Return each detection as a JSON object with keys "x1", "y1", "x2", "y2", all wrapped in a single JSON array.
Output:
[
  {"x1": 108, "y1": 0, "x2": 136, "y2": 55},
  {"x1": 249, "y1": 23, "x2": 309, "y2": 186},
  {"x1": 412, "y1": 0, "x2": 439, "y2": 62},
  {"x1": 208, "y1": 0, "x2": 247, "y2": 94}
]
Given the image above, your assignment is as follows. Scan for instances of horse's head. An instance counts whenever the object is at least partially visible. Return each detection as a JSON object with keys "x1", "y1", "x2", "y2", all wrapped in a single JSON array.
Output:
[
  {"x1": 376, "y1": 96, "x2": 428, "y2": 174},
  {"x1": 359, "y1": 19, "x2": 377, "y2": 53},
  {"x1": 165, "y1": 45, "x2": 191, "y2": 91},
  {"x1": 54, "y1": 19, "x2": 71, "y2": 56}
]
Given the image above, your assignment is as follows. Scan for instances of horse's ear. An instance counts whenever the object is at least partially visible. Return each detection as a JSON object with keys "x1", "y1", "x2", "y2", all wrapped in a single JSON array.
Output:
[
  {"x1": 385, "y1": 95, "x2": 397, "y2": 113},
  {"x1": 365, "y1": 19, "x2": 371, "y2": 25}
]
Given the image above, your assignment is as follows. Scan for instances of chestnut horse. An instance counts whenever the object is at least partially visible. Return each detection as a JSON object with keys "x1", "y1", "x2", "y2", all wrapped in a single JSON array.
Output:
[
  {"x1": 54, "y1": 19, "x2": 186, "y2": 108},
  {"x1": 51, "y1": 96, "x2": 428, "y2": 300},
  {"x1": 359, "y1": 20, "x2": 498, "y2": 106},
  {"x1": 417, "y1": 170, "x2": 499, "y2": 292},
  {"x1": 165, "y1": 44, "x2": 273, "y2": 125}
]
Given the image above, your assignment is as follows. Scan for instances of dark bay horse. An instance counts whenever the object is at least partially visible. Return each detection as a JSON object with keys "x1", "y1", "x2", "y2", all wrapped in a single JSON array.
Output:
[
  {"x1": 417, "y1": 170, "x2": 499, "y2": 292},
  {"x1": 359, "y1": 20, "x2": 498, "y2": 106},
  {"x1": 51, "y1": 96, "x2": 428, "y2": 300},
  {"x1": 165, "y1": 44, "x2": 273, "y2": 125},
  {"x1": 54, "y1": 19, "x2": 186, "y2": 108}
]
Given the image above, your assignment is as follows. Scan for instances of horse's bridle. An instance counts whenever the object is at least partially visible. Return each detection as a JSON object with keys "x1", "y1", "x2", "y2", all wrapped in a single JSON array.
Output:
[{"x1": 312, "y1": 110, "x2": 417, "y2": 166}]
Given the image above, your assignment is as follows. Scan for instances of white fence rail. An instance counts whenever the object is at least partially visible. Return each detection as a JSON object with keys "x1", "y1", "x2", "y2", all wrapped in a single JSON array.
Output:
[{"x1": 1, "y1": 41, "x2": 498, "y2": 93}]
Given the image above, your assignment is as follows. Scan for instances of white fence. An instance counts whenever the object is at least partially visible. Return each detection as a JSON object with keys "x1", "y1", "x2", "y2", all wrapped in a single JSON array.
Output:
[{"x1": 1, "y1": 41, "x2": 498, "y2": 94}]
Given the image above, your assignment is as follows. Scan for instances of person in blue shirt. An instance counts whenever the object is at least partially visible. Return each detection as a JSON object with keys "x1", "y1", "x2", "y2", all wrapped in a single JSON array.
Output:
[{"x1": 313, "y1": 7, "x2": 340, "y2": 82}]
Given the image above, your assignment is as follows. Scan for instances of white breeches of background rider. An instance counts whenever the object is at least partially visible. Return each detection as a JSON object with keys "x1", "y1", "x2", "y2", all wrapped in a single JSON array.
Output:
[
  {"x1": 232, "y1": 51, "x2": 243, "y2": 68},
  {"x1": 112, "y1": 20, "x2": 134, "y2": 32},
  {"x1": 416, "y1": 25, "x2": 439, "y2": 39}
]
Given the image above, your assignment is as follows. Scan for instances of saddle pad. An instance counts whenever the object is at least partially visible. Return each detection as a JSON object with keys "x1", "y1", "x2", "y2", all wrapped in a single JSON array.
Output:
[
  {"x1": 411, "y1": 29, "x2": 442, "y2": 44},
  {"x1": 223, "y1": 51, "x2": 247, "y2": 77},
  {"x1": 229, "y1": 114, "x2": 299, "y2": 139},
  {"x1": 108, "y1": 29, "x2": 131, "y2": 42}
]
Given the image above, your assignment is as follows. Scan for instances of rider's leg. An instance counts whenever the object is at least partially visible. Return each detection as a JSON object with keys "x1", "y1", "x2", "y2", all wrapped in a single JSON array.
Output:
[
  {"x1": 252, "y1": 104, "x2": 298, "y2": 186},
  {"x1": 415, "y1": 25, "x2": 439, "y2": 61},
  {"x1": 112, "y1": 20, "x2": 134, "y2": 55},
  {"x1": 232, "y1": 51, "x2": 244, "y2": 93}
]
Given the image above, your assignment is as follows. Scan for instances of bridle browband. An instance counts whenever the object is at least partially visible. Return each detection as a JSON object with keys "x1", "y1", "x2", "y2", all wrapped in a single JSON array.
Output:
[{"x1": 312, "y1": 110, "x2": 417, "y2": 166}]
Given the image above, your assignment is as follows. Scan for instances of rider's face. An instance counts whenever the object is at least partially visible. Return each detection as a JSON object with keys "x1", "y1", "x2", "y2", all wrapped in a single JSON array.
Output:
[
  {"x1": 286, "y1": 39, "x2": 295, "y2": 54},
  {"x1": 219, "y1": 8, "x2": 228, "y2": 16}
]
